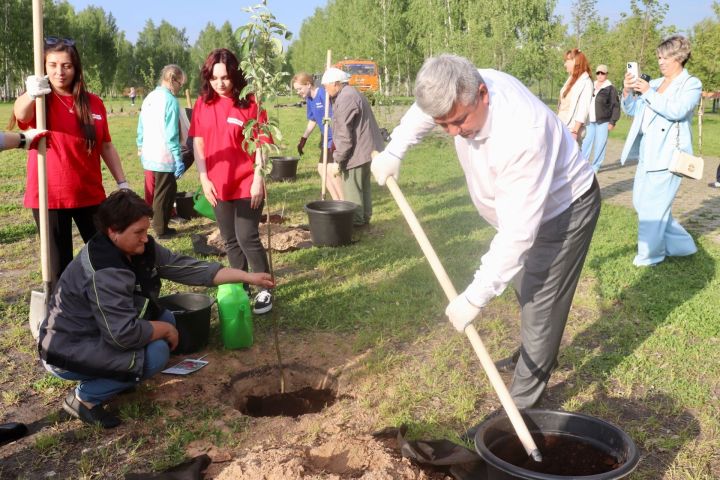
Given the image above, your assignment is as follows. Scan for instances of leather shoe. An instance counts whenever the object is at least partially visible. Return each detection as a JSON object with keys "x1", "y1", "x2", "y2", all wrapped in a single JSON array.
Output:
[
  {"x1": 0, "y1": 422, "x2": 28, "y2": 446},
  {"x1": 494, "y1": 348, "x2": 521, "y2": 373},
  {"x1": 63, "y1": 392, "x2": 121, "y2": 429},
  {"x1": 460, "y1": 408, "x2": 504, "y2": 443}
]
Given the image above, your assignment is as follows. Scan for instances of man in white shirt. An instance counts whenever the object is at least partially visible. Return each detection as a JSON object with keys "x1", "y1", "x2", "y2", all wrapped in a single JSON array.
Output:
[{"x1": 371, "y1": 54, "x2": 600, "y2": 410}]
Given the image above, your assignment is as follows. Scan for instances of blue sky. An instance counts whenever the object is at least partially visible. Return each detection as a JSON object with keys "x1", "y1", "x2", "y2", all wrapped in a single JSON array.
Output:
[{"x1": 63, "y1": 0, "x2": 715, "y2": 44}]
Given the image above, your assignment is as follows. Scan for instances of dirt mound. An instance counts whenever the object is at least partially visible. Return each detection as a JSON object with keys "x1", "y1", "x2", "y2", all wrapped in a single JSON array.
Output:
[{"x1": 216, "y1": 431, "x2": 433, "y2": 479}]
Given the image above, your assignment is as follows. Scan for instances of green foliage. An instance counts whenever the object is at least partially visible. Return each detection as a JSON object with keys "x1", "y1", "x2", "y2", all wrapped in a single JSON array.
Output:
[{"x1": 236, "y1": 3, "x2": 290, "y2": 167}]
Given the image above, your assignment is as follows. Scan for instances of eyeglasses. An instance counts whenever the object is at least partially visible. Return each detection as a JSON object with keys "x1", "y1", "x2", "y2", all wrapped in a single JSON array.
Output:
[
  {"x1": 596, "y1": 71, "x2": 607, "y2": 75},
  {"x1": 45, "y1": 36, "x2": 76, "y2": 47}
]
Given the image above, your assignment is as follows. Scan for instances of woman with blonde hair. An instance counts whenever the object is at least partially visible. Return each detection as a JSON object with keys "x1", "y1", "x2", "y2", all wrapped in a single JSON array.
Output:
[
  {"x1": 620, "y1": 35, "x2": 700, "y2": 266},
  {"x1": 557, "y1": 48, "x2": 594, "y2": 144},
  {"x1": 292, "y1": 72, "x2": 344, "y2": 200},
  {"x1": 137, "y1": 64, "x2": 188, "y2": 238}
]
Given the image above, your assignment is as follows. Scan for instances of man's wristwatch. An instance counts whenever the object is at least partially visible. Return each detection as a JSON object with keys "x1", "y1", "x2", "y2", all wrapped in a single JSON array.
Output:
[{"x1": 18, "y1": 133, "x2": 26, "y2": 149}]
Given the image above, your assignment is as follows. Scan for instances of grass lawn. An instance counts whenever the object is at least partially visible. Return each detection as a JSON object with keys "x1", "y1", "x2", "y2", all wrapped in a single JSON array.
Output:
[{"x1": 0, "y1": 96, "x2": 719, "y2": 478}]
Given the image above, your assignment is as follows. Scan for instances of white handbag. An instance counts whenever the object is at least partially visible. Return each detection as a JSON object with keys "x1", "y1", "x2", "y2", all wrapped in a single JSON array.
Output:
[{"x1": 668, "y1": 123, "x2": 703, "y2": 180}]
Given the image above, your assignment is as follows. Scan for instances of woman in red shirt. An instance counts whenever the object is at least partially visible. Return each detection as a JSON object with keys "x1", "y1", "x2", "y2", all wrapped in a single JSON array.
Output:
[
  {"x1": 11, "y1": 37, "x2": 128, "y2": 284},
  {"x1": 189, "y1": 48, "x2": 273, "y2": 314}
]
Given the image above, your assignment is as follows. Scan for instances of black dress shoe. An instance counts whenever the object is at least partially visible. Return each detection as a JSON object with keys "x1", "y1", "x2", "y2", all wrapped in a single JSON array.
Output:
[
  {"x1": 495, "y1": 348, "x2": 521, "y2": 372},
  {"x1": 63, "y1": 392, "x2": 121, "y2": 429},
  {"x1": 0, "y1": 422, "x2": 28, "y2": 446},
  {"x1": 460, "y1": 408, "x2": 504, "y2": 443},
  {"x1": 157, "y1": 228, "x2": 178, "y2": 240}
]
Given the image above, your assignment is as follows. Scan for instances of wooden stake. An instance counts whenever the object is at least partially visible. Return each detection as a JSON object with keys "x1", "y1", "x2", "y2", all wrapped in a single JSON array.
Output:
[
  {"x1": 320, "y1": 50, "x2": 332, "y2": 200},
  {"x1": 32, "y1": 0, "x2": 51, "y2": 299}
]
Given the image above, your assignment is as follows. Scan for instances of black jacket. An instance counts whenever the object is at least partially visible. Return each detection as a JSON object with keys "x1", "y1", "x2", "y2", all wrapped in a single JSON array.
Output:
[
  {"x1": 38, "y1": 234, "x2": 222, "y2": 381},
  {"x1": 592, "y1": 84, "x2": 621, "y2": 125}
]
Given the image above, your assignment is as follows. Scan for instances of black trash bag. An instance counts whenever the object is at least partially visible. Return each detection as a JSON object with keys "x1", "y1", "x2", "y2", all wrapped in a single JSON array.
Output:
[
  {"x1": 373, "y1": 425, "x2": 487, "y2": 480},
  {"x1": 125, "y1": 454, "x2": 211, "y2": 480}
]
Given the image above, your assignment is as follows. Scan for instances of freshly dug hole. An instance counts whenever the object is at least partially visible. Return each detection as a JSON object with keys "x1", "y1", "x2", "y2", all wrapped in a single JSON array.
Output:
[{"x1": 229, "y1": 363, "x2": 338, "y2": 418}]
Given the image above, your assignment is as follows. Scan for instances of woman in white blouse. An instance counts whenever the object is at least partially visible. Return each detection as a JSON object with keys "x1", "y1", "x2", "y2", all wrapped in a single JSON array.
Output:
[{"x1": 557, "y1": 48, "x2": 594, "y2": 145}]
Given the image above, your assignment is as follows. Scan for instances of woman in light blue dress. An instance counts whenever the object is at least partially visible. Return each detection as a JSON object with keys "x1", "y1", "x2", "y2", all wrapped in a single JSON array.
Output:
[{"x1": 620, "y1": 35, "x2": 701, "y2": 267}]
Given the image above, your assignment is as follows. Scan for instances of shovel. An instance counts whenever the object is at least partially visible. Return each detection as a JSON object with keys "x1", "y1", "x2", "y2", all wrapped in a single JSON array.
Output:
[
  {"x1": 375, "y1": 166, "x2": 542, "y2": 463},
  {"x1": 28, "y1": 0, "x2": 52, "y2": 340}
]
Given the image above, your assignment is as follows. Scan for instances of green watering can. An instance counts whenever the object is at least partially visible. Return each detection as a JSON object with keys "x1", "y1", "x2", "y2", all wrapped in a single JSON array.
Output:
[{"x1": 193, "y1": 188, "x2": 216, "y2": 220}]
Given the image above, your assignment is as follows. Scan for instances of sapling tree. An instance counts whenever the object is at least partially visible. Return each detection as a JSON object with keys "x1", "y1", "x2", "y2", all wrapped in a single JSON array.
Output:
[{"x1": 235, "y1": 1, "x2": 291, "y2": 173}]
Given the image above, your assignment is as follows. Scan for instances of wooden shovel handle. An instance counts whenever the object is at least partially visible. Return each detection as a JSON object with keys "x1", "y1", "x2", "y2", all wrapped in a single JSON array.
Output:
[{"x1": 382, "y1": 172, "x2": 541, "y2": 461}]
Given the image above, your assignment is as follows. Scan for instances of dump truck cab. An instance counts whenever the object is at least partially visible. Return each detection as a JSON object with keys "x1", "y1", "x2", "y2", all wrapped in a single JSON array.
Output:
[{"x1": 334, "y1": 59, "x2": 380, "y2": 93}]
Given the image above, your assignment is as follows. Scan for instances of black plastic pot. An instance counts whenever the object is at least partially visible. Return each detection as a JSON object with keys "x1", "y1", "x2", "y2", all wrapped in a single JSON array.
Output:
[
  {"x1": 157, "y1": 293, "x2": 214, "y2": 355},
  {"x1": 475, "y1": 409, "x2": 639, "y2": 480},
  {"x1": 175, "y1": 191, "x2": 198, "y2": 220},
  {"x1": 269, "y1": 156, "x2": 300, "y2": 181},
  {"x1": 304, "y1": 200, "x2": 357, "y2": 247}
]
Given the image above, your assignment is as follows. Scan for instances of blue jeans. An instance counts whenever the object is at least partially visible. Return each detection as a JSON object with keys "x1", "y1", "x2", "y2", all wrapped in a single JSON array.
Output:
[
  {"x1": 581, "y1": 122, "x2": 610, "y2": 173},
  {"x1": 46, "y1": 310, "x2": 175, "y2": 405}
]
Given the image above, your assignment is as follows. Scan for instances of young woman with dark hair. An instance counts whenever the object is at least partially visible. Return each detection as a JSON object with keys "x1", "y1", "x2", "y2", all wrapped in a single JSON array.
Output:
[
  {"x1": 189, "y1": 48, "x2": 274, "y2": 314},
  {"x1": 11, "y1": 36, "x2": 128, "y2": 283},
  {"x1": 557, "y1": 48, "x2": 594, "y2": 144}
]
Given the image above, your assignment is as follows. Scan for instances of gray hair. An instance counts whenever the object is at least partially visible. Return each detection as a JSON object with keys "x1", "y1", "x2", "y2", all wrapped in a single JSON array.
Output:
[
  {"x1": 657, "y1": 35, "x2": 692, "y2": 66},
  {"x1": 160, "y1": 64, "x2": 186, "y2": 87},
  {"x1": 414, "y1": 54, "x2": 484, "y2": 118}
]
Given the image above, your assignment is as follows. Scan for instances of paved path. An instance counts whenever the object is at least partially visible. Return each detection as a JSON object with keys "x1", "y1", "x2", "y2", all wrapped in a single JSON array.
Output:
[{"x1": 596, "y1": 138, "x2": 720, "y2": 243}]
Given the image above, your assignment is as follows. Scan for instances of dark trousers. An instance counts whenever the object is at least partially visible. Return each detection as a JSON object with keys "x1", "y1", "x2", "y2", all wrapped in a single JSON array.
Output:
[
  {"x1": 213, "y1": 198, "x2": 269, "y2": 276},
  {"x1": 148, "y1": 171, "x2": 177, "y2": 235},
  {"x1": 508, "y1": 179, "x2": 601, "y2": 408},
  {"x1": 32, "y1": 205, "x2": 98, "y2": 285}
]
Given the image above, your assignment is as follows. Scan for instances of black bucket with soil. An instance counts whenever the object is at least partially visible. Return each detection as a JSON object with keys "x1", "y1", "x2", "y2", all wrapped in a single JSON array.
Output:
[
  {"x1": 157, "y1": 293, "x2": 214, "y2": 355},
  {"x1": 269, "y1": 156, "x2": 300, "y2": 181},
  {"x1": 474, "y1": 409, "x2": 639, "y2": 479},
  {"x1": 175, "y1": 191, "x2": 198, "y2": 220},
  {"x1": 304, "y1": 200, "x2": 356, "y2": 247}
]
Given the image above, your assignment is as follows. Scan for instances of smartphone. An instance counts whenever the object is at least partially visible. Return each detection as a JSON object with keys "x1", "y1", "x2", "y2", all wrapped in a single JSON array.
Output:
[{"x1": 626, "y1": 62, "x2": 639, "y2": 80}]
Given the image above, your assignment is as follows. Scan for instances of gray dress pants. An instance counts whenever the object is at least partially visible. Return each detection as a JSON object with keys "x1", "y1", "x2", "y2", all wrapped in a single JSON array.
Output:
[{"x1": 509, "y1": 178, "x2": 601, "y2": 409}]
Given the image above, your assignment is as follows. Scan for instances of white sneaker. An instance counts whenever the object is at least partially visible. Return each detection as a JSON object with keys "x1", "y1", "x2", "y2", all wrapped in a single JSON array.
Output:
[
  {"x1": 252, "y1": 290, "x2": 273, "y2": 314},
  {"x1": 709, "y1": 181, "x2": 720, "y2": 188}
]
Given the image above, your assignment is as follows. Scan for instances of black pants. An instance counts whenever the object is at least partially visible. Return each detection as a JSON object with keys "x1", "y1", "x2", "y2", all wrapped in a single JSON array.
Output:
[
  {"x1": 151, "y1": 171, "x2": 177, "y2": 235},
  {"x1": 213, "y1": 198, "x2": 269, "y2": 276},
  {"x1": 32, "y1": 205, "x2": 98, "y2": 285}
]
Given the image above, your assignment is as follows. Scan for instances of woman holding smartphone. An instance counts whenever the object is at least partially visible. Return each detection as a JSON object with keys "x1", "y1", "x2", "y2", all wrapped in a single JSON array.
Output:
[{"x1": 620, "y1": 35, "x2": 701, "y2": 267}]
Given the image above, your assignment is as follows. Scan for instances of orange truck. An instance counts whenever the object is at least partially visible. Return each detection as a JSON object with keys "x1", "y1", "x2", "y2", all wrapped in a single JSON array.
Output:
[{"x1": 334, "y1": 59, "x2": 380, "y2": 93}]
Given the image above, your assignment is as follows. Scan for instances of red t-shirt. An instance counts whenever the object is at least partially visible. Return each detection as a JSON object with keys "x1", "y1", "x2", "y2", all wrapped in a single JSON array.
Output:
[
  {"x1": 189, "y1": 95, "x2": 272, "y2": 201},
  {"x1": 19, "y1": 93, "x2": 111, "y2": 209}
]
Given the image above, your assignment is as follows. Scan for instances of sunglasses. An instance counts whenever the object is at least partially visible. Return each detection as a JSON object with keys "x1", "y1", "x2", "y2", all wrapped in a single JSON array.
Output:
[
  {"x1": 596, "y1": 71, "x2": 607, "y2": 75},
  {"x1": 45, "y1": 36, "x2": 76, "y2": 47}
]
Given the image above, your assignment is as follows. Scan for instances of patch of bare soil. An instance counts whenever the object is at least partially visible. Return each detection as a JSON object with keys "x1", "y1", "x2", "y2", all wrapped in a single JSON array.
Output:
[
  {"x1": 216, "y1": 431, "x2": 435, "y2": 480},
  {"x1": 192, "y1": 219, "x2": 312, "y2": 257},
  {"x1": 0, "y1": 332, "x2": 447, "y2": 479}
]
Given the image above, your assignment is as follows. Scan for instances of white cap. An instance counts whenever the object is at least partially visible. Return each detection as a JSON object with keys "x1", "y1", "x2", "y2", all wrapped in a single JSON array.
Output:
[{"x1": 321, "y1": 67, "x2": 350, "y2": 85}]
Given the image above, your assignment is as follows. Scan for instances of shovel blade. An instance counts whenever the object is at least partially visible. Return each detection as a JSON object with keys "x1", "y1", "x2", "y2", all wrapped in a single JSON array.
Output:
[{"x1": 29, "y1": 289, "x2": 46, "y2": 341}]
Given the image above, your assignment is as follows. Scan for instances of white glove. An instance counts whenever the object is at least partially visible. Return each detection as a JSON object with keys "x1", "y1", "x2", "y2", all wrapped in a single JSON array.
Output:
[
  {"x1": 25, "y1": 75, "x2": 51, "y2": 100},
  {"x1": 21, "y1": 129, "x2": 49, "y2": 150},
  {"x1": 445, "y1": 295, "x2": 481, "y2": 332},
  {"x1": 117, "y1": 181, "x2": 130, "y2": 190},
  {"x1": 370, "y1": 150, "x2": 401, "y2": 186}
]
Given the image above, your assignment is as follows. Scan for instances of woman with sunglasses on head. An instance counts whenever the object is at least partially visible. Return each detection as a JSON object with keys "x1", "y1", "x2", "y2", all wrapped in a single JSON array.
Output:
[
  {"x1": 10, "y1": 36, "x2": 129, "y2": 284},
  {"x1": 189, "y1": 48, "x2": 274, "y2": 314},
  {"x1": 582, "y1": 64, "x2": 620, "y2": 173},
  {"x1": 557, "y1": 48, "x2": 594, "y2": 145}
]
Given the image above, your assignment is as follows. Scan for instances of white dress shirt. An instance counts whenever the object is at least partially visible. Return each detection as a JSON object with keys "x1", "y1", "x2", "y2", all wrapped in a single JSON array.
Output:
[{"x1": 384, "y1": 69, "x2": 595, "y2": 308}]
